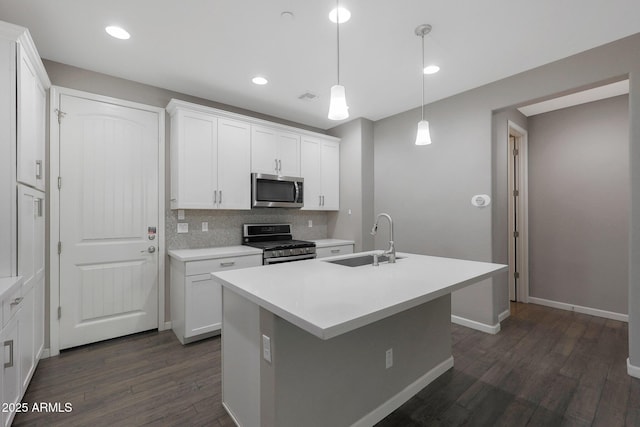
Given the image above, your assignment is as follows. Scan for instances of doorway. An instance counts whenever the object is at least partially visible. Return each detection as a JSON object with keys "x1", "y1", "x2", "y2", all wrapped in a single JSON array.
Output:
[
  {"x1": 49, "y1": 87, "x2": 166, "y2": 354},
  {"x1": 507, "y1": 121, "x2": 529, "y2": 303}
]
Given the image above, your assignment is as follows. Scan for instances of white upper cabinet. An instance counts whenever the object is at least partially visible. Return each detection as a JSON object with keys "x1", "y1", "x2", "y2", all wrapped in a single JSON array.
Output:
[
  {"x1": 301, "y1": 136, "x2": 340, "y2": 211},
  {"x1": 216, "y1": 118, "x2": 251, "y2": 209},
  {"x1": 17, "y1": 43, "x2": 46, "y2": 191},
  {"x1": 251, "y1": 125, "x2": 300, "y2": 177},
  {"x1": 168, "y1": 101, "x2": 251, "y2": 210}
]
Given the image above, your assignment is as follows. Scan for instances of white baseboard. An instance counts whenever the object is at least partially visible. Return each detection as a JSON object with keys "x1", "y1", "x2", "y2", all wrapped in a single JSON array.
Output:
[
  {"x1": 160, "y1": 321, "x2": 172, "y2": 331},
  {"x1": 352, "y1": 356, "x2": 454, "y2": 427},
  {"x1": 41, "y1": 348, "x2": 51, "y2": 359},
  {"x1": 451, "y1": 315, "x2": 501, "y2": 335},
  {"x1": 628, "y1": 358, "x2": 640, "y2": 379},
  {"x1": 528, "y1": 297, "x2": 628, "y2": 322},
  {"x1": 498, "y1": 309, "x2": 510, "y2": 322}
]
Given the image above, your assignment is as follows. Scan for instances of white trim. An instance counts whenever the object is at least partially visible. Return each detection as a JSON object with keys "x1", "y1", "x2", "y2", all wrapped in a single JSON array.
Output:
[
  {"x1": 507, "y1": 121, "x2": 530, "y2": 304},
  {"x1": 628, "y1": 358, "x2": 640, "y2": 379},
  {"x1": 498, "y1": 309, "x2": 510, "y2": 322},
  {"x1": 40, "y1": 348, "x2": 51, "y2": 359},
  {"x1": 529, "y1": 296, "x2": 628, "y2": 322},
  {"x1": 451, "y1": 315, "x2": 501, "y2": 335},
  {"x1": 48, "y1": 86, "x2": 166, "y2": 355},
  {"x1": 166, "y1": 98, "x2": 340, "y2": 142},
  {"x1": 351, "y1": 356, "x2": 454, "y2": 427},
  {"x1": 162, "y1": 321, "x2": 172, "y2": 331}
]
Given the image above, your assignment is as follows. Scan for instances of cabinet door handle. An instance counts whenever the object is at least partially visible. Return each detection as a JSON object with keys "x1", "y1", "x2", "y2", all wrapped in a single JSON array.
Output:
[
  {"x1": 331, "y1": 249, "x2": 341, "y2": 254},
  {"x1": 35, "y1": 160, "x2": 42, "y2": 179},
  {"x1": 319, "y1": 195, "x2": 322, "y2": 206},
  {"x1": 278, "y1": 159, "x2": 282, "y2": 172},
  {"x1": 275, "y1": 159, "x2": 278, "y2": 172},
  {"x1": 10, "y1": 297, "x2": 23, "y2": 306},
  {"x1": 213, "y1": 190, "x2": 217, "y2": 204},
  {"x1": 220, "y1": 261, "x2": 235, "y2": 267},
  {"x1": 321, "y1": 195, "x2": 325, "y2": 206},
  {"x1": 219, "y1": 190, "x2": 222, "y2": 205},
  {"x1": 35, "y1": 198, "x2": 43, "y2": 217},
  {"x1": 4, "y1": 340, "x2": 14, "y2": 368}
]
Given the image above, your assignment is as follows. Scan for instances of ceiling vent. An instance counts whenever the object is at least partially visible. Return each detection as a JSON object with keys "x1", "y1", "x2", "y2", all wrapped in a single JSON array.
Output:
[{"x1": 298, "y1": 91, "x2": 319, "y2": 101}]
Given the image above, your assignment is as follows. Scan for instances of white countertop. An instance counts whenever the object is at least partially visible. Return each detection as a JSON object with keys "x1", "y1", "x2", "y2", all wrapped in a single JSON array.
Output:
[
  {"x1": 168, "y1": 246, "x2": 263, "y2": 262},
  {"x1": 213, "y1": 251, "x2": 507, "y2": 340},
  {"x1": 311, "y1": 239, "x2": 355, "y2": 248}
]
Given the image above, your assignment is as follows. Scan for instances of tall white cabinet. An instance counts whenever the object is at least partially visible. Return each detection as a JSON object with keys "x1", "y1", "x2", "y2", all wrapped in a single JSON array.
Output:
[{"x1": 0, "y1": 20, "x2": 49, "y2": 427}]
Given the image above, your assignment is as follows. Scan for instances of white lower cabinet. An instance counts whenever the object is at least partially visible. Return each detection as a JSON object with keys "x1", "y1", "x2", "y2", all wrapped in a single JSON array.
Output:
[
  {"x1": 315, "y1": 243, "x2": 355, "y2": 259},
  {"x1": 1, "y1": 277, "x2": 23, "y2": 427},
  {"x1": 170, "y1": 253, "x2": 262, "y2": 344}
]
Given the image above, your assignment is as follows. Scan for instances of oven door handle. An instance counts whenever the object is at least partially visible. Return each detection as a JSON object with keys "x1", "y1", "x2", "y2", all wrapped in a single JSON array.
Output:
[{"x1": 265, "y1": 253, "x2": 316, "y2": 264}]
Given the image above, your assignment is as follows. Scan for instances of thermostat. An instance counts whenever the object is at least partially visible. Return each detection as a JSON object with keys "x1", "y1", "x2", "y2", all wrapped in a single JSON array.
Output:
[{"x1": 471, "y1": 194, "x2": 491, "y2": 207}]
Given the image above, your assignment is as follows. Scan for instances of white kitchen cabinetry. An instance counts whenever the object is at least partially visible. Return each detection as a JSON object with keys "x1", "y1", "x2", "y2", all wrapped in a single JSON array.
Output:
[
  {"x1": 17, "y1": 184, "x2": 45, "y2": 391},
  {"x1": 169, "y1": 248, "x2": 262, "y2": 344},
  {"x1": 16, "y1": 43, "x2": 46, "y2": 191},
  {"x1": 315, "y1": 243, "x2": 354, "y2": 259},
  {"x1": 301, "y1": 136, "x2": 340, "y2": 210},
  {"x1": 1, "y1": 277, "x2": 23, "y2": 427},
  {"x1": 168, "y1": 101, "x2": 251, "y2": 210},
  {"x1": 251, "y1": 125, "x2": 300, "y2": 177},
  {"x1": 0, "y1": 22, "x2": 49, "y2": 426}
]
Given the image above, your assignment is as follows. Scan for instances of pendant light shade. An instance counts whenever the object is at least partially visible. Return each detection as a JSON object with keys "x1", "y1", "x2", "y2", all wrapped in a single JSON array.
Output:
[
  {"x1": 415, "y1": 24, "x2": 432, "y2": 146},
  {"x1": 328, "y1": 84, "x2": 349, "y2": 120},
  {"x1": 415, "y1": 120, "x2": 432, "y2": 145},
  {"x1": 328, "y1": 0, "x2": 349, "y2": 120}
]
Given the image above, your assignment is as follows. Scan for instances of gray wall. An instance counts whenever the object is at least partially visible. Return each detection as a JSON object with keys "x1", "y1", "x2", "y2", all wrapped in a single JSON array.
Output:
[
  {"x1": 528, "y1": 95, "x2": 629, "y2": 314},
  {"x1": 372, "y1": 33, "x2": 640, "y2": 332},
  {"x1": 630, "y1": 71, "x2": 640, "y2": 370},
  {"x1": 327, "y1": 118, "x2": 375, "y2": 252}
]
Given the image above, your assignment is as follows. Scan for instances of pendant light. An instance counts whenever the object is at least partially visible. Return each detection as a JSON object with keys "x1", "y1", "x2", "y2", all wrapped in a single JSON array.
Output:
[
  {"x1": 415, "y1": 24, "x2": 432, "y2": 145},
  {"x1": 328, "y1": 0, "x2": 349, "y2": 120}
]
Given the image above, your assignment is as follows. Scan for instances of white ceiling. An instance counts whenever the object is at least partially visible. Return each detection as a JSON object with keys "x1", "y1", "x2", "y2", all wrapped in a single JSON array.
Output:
[{"x1": 1, "y1": 0, "x2": 640, "y2": 130}]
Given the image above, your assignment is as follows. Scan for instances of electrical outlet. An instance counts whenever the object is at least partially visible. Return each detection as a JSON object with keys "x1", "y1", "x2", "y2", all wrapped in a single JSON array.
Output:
[
  {"x1": 177, "y1": 223, "x2": 188, "y2": 233},
  {"x1": 385, "y1": 348, "x2": 393, "y2": 369},
  {"x1": 308, "y1": 220, "x2": 313, "y2": 227},
  {"x1": 202, "y1": 222, "x2": 208, "y2": 232},
  {"x1": 262, "y1": 334, "x2": 272, "y2": 363},
  {"x1": 177, "y1": 209, "x2": 185, "y2": 220}
]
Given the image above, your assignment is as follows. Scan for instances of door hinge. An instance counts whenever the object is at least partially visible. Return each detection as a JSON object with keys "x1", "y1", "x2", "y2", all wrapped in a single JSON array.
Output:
[
  {"x1": 513, "y1": 189, "x2": 519, "y2": 197},
  {"x1": 514, "y1": 272, "x2": 520, "y2": 279},
  {"x1": 57, "y1": 241, "x2": 62, "y2": 254},
  {"x1": 57, "y1": 306, "x2": 62, "y2": 319},
  {"x1": 55, "y1": 108, "x2": 66, "y2": 124},
  {"x1": 513, "y1": 148, "x2": 519, "y2": 156},
  {"x1": 513, "y1": 231, "x2": 519, "y2": 238}
]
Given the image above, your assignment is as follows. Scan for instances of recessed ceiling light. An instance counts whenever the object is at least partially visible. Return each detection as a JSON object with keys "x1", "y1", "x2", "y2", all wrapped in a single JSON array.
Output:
[
  {"x1": 423, "y1": 65, "x2": 440, "y2": 75},
  {"x1": 105, "y1": 26, "x2": 130, "y2": 40},
  {"x1": 329, "y1": 7, "x2": 351, "y2": 23},
  {"x1": 252, "y1": 76, "x2": 268, "y2": 85}
]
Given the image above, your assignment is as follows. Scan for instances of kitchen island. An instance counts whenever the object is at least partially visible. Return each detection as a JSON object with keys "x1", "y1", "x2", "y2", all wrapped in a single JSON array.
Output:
[{"x1": 212, "y1": 251, "x2": 507, "y2": 427}]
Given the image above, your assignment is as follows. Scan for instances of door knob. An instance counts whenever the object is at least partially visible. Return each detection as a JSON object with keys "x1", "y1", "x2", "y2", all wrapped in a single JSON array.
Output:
[{"x1": 142, "y1": 246, "x2": 156, "y2": 254}]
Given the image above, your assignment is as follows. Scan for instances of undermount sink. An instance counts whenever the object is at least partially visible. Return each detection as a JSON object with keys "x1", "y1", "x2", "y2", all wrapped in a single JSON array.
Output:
[{"x1": 325, "y1": 254, "x2": 404, "y2": 267}]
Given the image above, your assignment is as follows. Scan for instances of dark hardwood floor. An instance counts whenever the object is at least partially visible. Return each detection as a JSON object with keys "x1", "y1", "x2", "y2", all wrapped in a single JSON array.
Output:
[{"x1": 13, "y1": 302, "x2": 640, "y2": 426}]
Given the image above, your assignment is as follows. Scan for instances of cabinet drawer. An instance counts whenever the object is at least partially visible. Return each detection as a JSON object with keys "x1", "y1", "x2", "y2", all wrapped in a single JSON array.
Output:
[
  {"x1": 3, "y1": 285, "x2": 22, "y2": 327},
  {"x1": 316, "y1": 245, "x2": 354, "y2": 259},
  {"x1": 186, "y1": 254, "x2": 262, "y2": 276}
]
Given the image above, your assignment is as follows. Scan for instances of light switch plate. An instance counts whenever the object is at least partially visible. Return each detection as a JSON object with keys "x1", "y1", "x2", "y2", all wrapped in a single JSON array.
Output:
[
  {"x1": 202, "y1": 222, "x2": 208, "y2": 232},
  {"x1": 177, "y1": 209, "x2": 185, "y2": 220},
  {"x1": 308, "y1": 220, "x2": 313, "y2": 227},
  {"x1": 177, "y1": 223, "x2": 189, "y2": 233}
]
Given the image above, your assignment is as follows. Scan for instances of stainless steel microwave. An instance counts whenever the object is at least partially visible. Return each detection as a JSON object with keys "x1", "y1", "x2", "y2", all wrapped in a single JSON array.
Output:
[{"x1": 251, "y1": 173, "x2": 304, "y2": 208}]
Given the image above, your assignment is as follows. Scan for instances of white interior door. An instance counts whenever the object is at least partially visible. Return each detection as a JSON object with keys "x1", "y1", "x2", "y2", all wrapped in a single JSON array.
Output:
[{"x1": 58, "y1": 94, "x2": 159, "y2": 349}]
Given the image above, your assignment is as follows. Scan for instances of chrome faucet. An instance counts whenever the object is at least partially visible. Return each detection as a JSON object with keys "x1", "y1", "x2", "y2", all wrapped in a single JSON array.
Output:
[{"x1": 371, "y1": 213, "x2": 396, "y2": 263}]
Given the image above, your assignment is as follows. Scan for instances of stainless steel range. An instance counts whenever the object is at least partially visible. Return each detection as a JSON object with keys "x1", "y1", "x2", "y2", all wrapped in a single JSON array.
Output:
[{"x1": 242, "y1": 224, "x2": 316, "y2": 265}]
